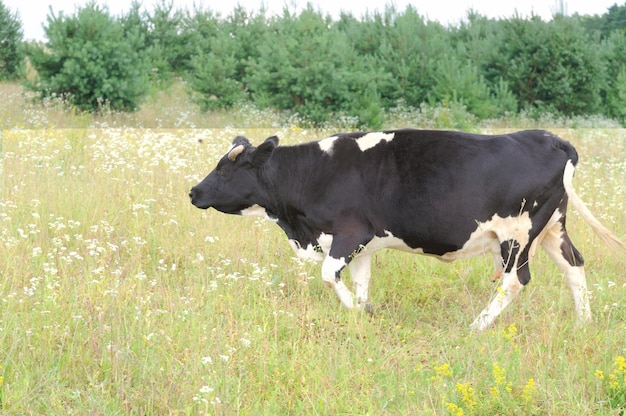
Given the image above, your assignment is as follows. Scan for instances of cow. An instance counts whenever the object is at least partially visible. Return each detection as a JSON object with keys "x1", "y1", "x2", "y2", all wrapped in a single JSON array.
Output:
[{"x1": 189, "y1": 129, "x2": 626, "y2": 330}]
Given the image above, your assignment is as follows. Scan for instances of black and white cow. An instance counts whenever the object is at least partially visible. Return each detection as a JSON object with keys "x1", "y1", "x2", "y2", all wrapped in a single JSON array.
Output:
[{"x1": 189, "y1": 129, "x2": 625, "y2": 330}]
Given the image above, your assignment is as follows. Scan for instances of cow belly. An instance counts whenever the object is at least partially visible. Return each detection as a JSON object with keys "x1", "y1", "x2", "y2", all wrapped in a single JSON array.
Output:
[
  {"x1": 360, "y1": 231, "x2": 425, "y2": 255},
  {"x1": 288, "y1": 212, "x2": 531, "y2": 265},
  {"x1": 438, "y1": 229, "x2": 501, "y2": 262},
  {"x1": 370, "y1": 212, "x2": 531, "y2": 263},
  {"x1": 355, "y1": 229, "x2": 498, "y2": 262},
  {"x1": 432, "y1": 212, "x2": 532, "y2": 262}
]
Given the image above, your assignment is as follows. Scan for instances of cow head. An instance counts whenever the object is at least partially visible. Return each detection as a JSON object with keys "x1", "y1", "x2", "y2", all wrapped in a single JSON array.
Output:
[{"x1": 189, "y1": 135, "x2": 278, "y2": 214}]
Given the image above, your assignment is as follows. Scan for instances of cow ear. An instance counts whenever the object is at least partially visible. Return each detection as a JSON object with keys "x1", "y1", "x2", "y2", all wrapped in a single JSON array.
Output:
[
  {"x1": 252, "y1": 136, "x2": 278, "y2": 167},
  {"x1": 232, "y1": 135, "x2": 251, "y2": 146}
]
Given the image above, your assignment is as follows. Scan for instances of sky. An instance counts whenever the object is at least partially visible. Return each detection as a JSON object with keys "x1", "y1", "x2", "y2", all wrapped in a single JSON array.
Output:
[{"x1": 3, "y1": 0, "x2": 622, "y2": 41}]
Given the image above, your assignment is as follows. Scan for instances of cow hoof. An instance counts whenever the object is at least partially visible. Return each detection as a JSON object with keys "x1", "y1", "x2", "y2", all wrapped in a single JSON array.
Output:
[
  {"x1": 490, "y1": 269, "x2": 503, "y2": 282},
  {"x1": 363, "y1": 302, "x2": 375, "y2": 315}
]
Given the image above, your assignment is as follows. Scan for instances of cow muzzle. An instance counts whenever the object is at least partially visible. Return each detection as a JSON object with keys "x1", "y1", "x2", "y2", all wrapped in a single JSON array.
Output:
[{"x1": 189, "y1": 187, "x2": 209, "y2": 209}]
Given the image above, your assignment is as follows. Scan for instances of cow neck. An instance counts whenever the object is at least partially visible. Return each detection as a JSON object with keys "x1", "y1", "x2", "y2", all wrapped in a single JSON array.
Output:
[{"x1": 258, "y1": 145, "x2": 322, "y2": 246}]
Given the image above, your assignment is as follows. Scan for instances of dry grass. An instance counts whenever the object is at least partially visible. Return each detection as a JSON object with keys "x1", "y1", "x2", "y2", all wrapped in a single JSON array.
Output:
[
  {"x1": 2, "y1": 81, "x2": 622, "y2": 131},
  {"x1": 0, "y1": 81, "x2": 291, "y2": 130}
]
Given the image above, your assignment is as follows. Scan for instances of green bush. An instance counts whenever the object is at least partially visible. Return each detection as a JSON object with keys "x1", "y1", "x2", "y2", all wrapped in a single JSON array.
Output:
[
  {"x1": 0, "y1": 0, "x2": 24, "y2": 81},
  {"x1": 601, "y1": 31, "x2": 626, "y2": 122},
  {"x1": 487, "y1": 15, "x2": 604, "y2": 116},
  {"x1": 119, "y1": 1, "x2": 167, "y2": 84},
  {"x1": 187, "y1": 32, "x2": 246, "y2": 111},
  {"x1": 430, "y1": 57, "x2": 502, "y2": 119},
  {"x1": 370, "y1": 6, "x2": 450, "y2": 109},
  {"x1": 185, "y1": 7, "x2": 266, "y2": 111},
  {"x1": 24, "y1": 2, "x2": 151, "y2": 112},
  {"x1": 246, "y1": 6, "x2": 375, "y2": 126},
  {"x1": 14, "y1": 2, "x2": 622, "y2": 124},
  {"x1": 146, "y1": 0, "x2": 188, "y2": 75}
]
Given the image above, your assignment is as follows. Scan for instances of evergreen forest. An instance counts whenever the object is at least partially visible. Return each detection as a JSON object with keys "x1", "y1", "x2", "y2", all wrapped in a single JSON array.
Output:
[{"x1": 2, "y1": 0, "x2": 626, "y2": 127}]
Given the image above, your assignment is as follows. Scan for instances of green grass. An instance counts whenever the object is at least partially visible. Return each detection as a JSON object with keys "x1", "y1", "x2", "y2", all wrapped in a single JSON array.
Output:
[{"x1": 1, "y1": 83, "x2": 626, "y2": 414}]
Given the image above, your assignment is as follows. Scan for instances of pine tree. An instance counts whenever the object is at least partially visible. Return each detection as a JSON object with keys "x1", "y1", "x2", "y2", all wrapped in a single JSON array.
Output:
[{"x1": 0, "y1": 0, "x2": 24, "y2": 80}]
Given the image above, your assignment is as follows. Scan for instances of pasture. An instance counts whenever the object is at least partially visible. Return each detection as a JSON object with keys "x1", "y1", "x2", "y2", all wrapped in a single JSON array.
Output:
[{"x1": 1, "y1": 126, "x2": 625, "y2": 414}]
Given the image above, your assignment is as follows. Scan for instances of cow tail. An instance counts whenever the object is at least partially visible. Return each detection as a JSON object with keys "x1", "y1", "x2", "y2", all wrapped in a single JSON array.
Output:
[{"x1": 563, "y1": 160, "x2": 626, "y2": 254}]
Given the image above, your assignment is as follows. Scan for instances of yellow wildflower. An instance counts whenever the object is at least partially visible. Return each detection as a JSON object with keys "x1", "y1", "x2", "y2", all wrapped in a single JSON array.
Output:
[
  {"x1": 491, "y1": 363, "x2": 513, "y2": 394},
  {"x1": 456, "y1": 382, "x2": 477, "y2": 410},
  {"x1": 435, "y1": 363, "x2": 453, "y2": 378},
  {"x1": 492, "y1": 363, "x2": 506, "y2": 385},
  {"x1": 503, "y1": 323, "x2": 517, "y2": 342},
  {"x1": 521, "y1": 378, "x2": 537, "y2": 403},
  {"x1": 445, "y1": 402, "x2": 464, "y2": 416},
  {"x1": 614, "y1": 356, "x2": 626, "y2": 374}
]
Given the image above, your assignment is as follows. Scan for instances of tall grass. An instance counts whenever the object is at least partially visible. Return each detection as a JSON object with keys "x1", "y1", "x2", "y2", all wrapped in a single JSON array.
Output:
[
  {"x1": 1, "y1": 81, "x2": 623, "y2": 131},
  {"x1": 1, "y1": 82, "x2": 626, "y2": 414}
]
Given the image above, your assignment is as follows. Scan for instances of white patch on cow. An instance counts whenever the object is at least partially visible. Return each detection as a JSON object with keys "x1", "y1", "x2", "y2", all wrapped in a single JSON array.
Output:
[
  {"x1": 321, "y1": 255, "x2": 346, "y2": 285},
  {"x1": 443, "y1": 212, "x2": 532, "y2": 264},
  {"x1": 564, "y1": 160, "x2": 575, "y2": 189},
  {"x1": 321, "y1": 255, "x2": 354, "y2": 308},
  {"x1": 318, "y1": 132, "x2": 395, "y2": 154},
  {"x1": 240, "y1": 204, "x2": 276, "y2": 221},
  {"x1": 355, "y1": 131, "x2": 395, "y2": 151},
  {"x1": 317, "y1": 233, "x2": 334, "y2": 253},
  {"x1": 288, "y1": 233, "x2": 333, "y2": 262},
  {"x1": 288, "y1": 239, "x2": 322, "y2": 261},
  {"x1": 318, "y1": 136, "x2": 339, "y2": 154}
]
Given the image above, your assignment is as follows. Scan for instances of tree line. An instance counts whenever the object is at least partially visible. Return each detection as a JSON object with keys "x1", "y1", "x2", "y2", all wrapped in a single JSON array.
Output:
[{"x1": 1, "y1": 0, "x2": 626, "y2": 127}]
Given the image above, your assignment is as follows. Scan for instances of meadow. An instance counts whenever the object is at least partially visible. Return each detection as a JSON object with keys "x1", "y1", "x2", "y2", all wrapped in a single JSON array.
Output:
[{"x1": 1, "y1": 83, "x2": 626, "y2": 414}]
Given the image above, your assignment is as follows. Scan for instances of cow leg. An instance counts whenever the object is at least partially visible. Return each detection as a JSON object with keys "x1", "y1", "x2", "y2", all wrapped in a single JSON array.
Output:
[
  {"x1": 349, "y1": 253, "x2": 373, "y2": 312},
  {"x1": 321, "y1": 255, "x2": 354, "y2": 308},
  {"x1": 487, "y1": 237, "x2": 504, "y2": 281},
  {"x1": 321, "y1": 232, "x2": 374, "y2": 310},
  {"x1": 491, "y1": 255, "x2": 504, "y2": 281},
  {"x1": 540, "y1": 222, "x2": 591, "y2": 323},
  {"x1": 471, "y1": 239, "x2": 529, "y2": 330},
  {"x1": 470, "y1": 269, "x2": 526, "y2": 330}
]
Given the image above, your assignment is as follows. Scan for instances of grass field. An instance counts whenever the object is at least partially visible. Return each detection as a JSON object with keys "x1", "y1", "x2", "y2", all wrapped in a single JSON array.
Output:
[{"x1": 1, "y1": 84, "x2": 626, "y2": 414}]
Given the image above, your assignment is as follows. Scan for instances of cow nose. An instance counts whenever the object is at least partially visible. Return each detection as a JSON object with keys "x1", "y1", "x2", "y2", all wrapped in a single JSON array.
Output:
[{"x1": 189, "y1": 188, "x2": 196, "y2": 201}]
